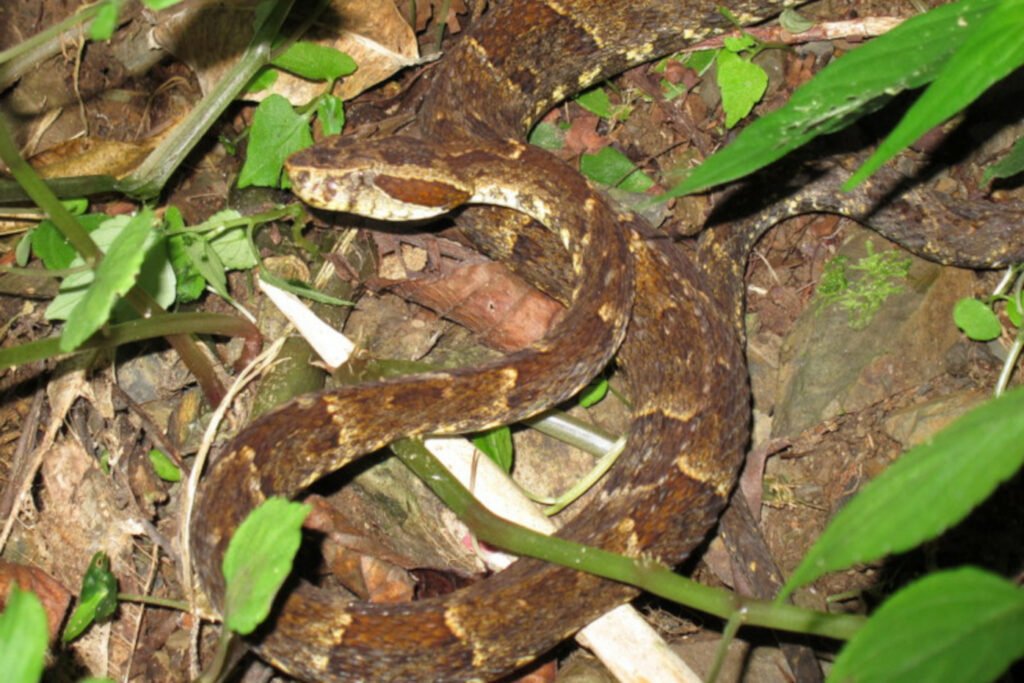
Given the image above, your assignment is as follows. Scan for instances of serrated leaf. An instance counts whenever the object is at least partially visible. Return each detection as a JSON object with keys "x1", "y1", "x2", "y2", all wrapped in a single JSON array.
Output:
[
  {"x1": 0, "y1": 585, "x2": 47, "y2": 683},
  {"x1": 952, "y1": 297, "x2": 1002, "y2": 341},
  {"x1": 64, "y1": 552, "x2": 118, "y2": 642},
  {"x1": 147, "y1": 449, "x2": 181, "y2": 482},
  {"x1": 223, "y1": 498, "x2": 310, "y2": 635},
  {"x1": 271, "y1": 41, "x2": 357, "y2": 82},
  {"x1": 59, "y1": 210, "x2": 156, "y2": 351},
  {"x1": 580, "y1": 146, "x2": 653, "y2": 192},
  {"x1": 472, "y1": 425, "x2": 513, "y2": 472},
  {"x1": 237, "y1": 95, "x2": 314, "y2": 189},
  {"x1": 829, "y1": 568, "x2": 1024, "y2": 683},
  {"x1": 846, "y1": 0, "x2": 1024, "y2": 188},
  {"x1": 781, "y1": 385, "x2": 1024, "y2": 599},
  {"x1": 665, "y1": 0, "x2": 1000, "y2": 198}
]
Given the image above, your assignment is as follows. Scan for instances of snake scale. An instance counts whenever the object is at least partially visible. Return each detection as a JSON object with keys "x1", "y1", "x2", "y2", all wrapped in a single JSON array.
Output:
[{"x1": 191, "y1": 1, "x2": 1024, "y2": 681}]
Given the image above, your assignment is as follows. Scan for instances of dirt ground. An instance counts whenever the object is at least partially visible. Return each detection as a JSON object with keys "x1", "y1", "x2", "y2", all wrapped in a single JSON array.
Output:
[{"x1": 0, "y1": 0, "x2": 1021, "y2": 681}]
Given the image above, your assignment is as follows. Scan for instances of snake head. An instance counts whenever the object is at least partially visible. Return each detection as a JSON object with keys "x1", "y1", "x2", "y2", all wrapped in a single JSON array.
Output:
[{"x1": 285, "y1": 136, "x2": 472, "y2": 220}]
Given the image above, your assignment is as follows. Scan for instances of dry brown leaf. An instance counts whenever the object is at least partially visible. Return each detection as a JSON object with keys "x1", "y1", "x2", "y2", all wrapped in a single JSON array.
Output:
[
  {"x1": 0, "y1": 560, "x2": 71, "y2": 641},
  {"x1": 154, "y1": 0, "x2": 418, "y2": 106}
]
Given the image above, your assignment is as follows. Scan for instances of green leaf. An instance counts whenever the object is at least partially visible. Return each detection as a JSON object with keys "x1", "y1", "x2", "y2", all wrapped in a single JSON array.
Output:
[
  {"x1": 222, "y1": 498, "x2": 310, "y2": 635},
  {"x1": 829, "y1": 568, "x2": 1024, "y2": 683},
  {"x1": 31, "y1": 214, "x2": 108, "y2": 271},
  {"x1": 59, "y1": 210, "x2": 156, "y2": 352},
  {"x1": 0, "y1": 585, "x2": 48, "y2": 683},
  {"x1": 245, "y1": 68, "x2": 279, "y2": 94},
  {"x1": 1006, "y1": 297, "x2": 1023, "y2": 328},
  {"x1": 684, "y1": 50, "x2": 716, "y2": 76},
  {"x1": 984, "y1": 135, "x2": 1024, "y2": 183},
  {"x1": 317, "y1": 95, "x2": 345, "y2": 136},
  {"x1": 781, "y1": 385, "x2": 1024, "y2": 600},
  {"x1": 64, "y1": 552, "x2": 118, "y2": 642},
  {"x1": 142, "y1": 0, "x2": 188, "y2": 8},
  {"x1": 716, "y1": 49, "x2": 767, "y2": 128},
  {"x1": 89, "y1": 0, "x2": 122, "y2": 41},
  {"x1": 147, "y1": 449, "x2": 181, "y2": 482},
  {"x1": 472, "y1": 425, "x2": 513, "y2": 472},
  {"x1": 579, "y1": 377, "x2": 608, "y2": 408},
  {"x1": 528, "y1": 121, "x2": 566, "y2": 150},
  {"x1": 847, "y1": 0, "x2": 1024, "y2": 188},
  {"x1": 779, "y1": 8, "x2": 816, "y2": 33},
  {"x1": 46, "y1": 214, "x2": 174, "y2": 323},
  {"x1": 665, "y1": 0, "x2": 1000, "y2": 198},
  {"x1": 237, "y1": 94, "x2": 314, "y2": 189},
  {"x1": 576, "y1": 87, "x2": 614, "y2": 118},
  {"x1": 271, "y1": 41, "x2": 357, "y2": 82},
  {"x1": 167, "y1": 234, "x2": 207, "y2": 304},
  {"x1": 953, "y1": 297, "x2": 1003, "y2": 341},
  {"x1": 722, "y1": 34, "x2": 756, "y2": 53},
  {"x1": 179, "y1": 234, "x2": 229, "y2": 301},
  {"x1": 580, "y1": 146, "x2": 653, "y2": 192}
]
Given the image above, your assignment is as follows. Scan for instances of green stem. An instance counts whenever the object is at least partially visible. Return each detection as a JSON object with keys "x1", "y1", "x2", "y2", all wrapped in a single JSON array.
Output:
[
  {"x1": 117, "y1": 593, "x2": 189, "y2": 611},
  {"x1": 392, "y1": 438, "x2": 865, "y2": 642},
  {"x1": 115, "y1": 0, "x2": 297, "y2": 199},
  {"x1": 0, "y1": 313, "x2": 255, "y2": 371}
]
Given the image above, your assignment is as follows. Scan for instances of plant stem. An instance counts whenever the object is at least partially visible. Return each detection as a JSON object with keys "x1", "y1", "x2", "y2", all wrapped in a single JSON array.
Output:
[
  {"x1": 392, "y1": 438, "x2": 865, "y2": 642},
  {"x1": 117, "y1": 593, "x2": 189, "y2": 611}
]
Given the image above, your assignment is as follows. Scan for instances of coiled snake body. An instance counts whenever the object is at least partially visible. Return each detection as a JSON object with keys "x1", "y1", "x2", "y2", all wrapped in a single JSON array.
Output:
[{"x1": 190, "y1": 1, "x2": 1024, "y2": 680}]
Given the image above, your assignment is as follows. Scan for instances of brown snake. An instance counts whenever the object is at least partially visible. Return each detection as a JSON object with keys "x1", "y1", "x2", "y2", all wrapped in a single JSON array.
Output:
[{"x1": 191, "y1": 1, "x2": 1024, "y2": 680}]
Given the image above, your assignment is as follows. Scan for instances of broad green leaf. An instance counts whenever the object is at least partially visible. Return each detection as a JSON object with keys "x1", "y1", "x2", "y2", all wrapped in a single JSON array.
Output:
[
  {"x1": 147, "y1": 449, "x2": 181, "y2": 482},
  {"x1": 847, "y1": 0, "x2": 1024, "y2": 188},
  {"x1": 781, "y1": 384, "x2": 1024, "y2": 599},
  {"x1": 983, "y1": 136, "x2": 1024, "y2": 183},
  {"x1": 237, "y1": 95, "x2": 314, "y2": 189},
  {"x1": 952, "y1": 297, "x2": 1002, "y2": 341},
  {"x1": 222, "y1": 497, "x2": 310, "y2": 635},
  {"x1": 271, "y1": 41, "x2": 357, "y2": 82},
  {"x1": 580, "y1": 146, "x2": 653, "y2": 192},
  {"x1": 473, "y1": 425, "x2": 513, "y2": 472},
  {"x1": 64, "y1": 552, "x2": 118, "y2": 641},
  {"x1": 665, "y1": 0, "x2": 1001, "y2": 198},
  {"x1": 829, "y1": 568, "x2": 1024, "y2": 683},
  {"x1": 716, "y1": 49, "x2": 767, "y2": 128},
  {"x1": 576, "y1": 87, "x2": 614, "y2": 118},
  {"x1": 31, "y1": 213, "x2": 108, "y2": 271},
  {"x1": 528, "y1": 121, "x2": 566, "y2": 150},
  {"x1": 59, "y1": 210, "x2": 156, "y2": 351},
  {"x1": 0, "y1": 585, "x2": 47, "y2": 683},
  {"x1": 46, "y1": 214, "x2": 174, "y2": 322}
]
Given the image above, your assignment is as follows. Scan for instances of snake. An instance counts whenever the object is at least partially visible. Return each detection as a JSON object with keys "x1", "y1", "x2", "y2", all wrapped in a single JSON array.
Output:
[{"x1": 190, "y1": 1, "x2": 1024, "y2": 681}]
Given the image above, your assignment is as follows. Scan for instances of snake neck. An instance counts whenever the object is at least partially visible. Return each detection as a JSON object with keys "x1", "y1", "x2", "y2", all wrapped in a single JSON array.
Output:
[{"x1": 419, "y1": 0, "x2": 791, "y2": 142}]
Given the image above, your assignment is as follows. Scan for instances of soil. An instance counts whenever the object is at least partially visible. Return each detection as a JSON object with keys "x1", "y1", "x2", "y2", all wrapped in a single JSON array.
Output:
[{"x1": 0, "y1": 1, "x2": 1020, "y2": 681}]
